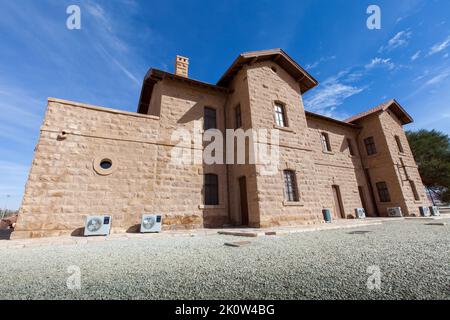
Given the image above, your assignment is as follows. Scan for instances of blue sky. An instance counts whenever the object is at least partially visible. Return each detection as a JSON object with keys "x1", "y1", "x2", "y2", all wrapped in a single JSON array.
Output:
[{"x1": 1, "y1": 0, "x2": 449, "y2": 209}]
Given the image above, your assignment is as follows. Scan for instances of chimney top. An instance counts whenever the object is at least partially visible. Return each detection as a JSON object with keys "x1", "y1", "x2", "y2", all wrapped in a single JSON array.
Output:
[{"x1": 175, "y1": 55, "x2": 189, "y2": 78}]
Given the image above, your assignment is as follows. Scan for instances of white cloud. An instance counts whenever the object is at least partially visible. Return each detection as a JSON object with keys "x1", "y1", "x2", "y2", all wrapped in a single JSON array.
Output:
[
  {"x1": 425, "y1": 70, "x2": 450, "y2": 86},
  {"x1": 411, "y1": 51, "x2": 421, "y2": 61},
  {"x1": 379, "y1": 30, "x2": 412, "y2": 53},
  {"x1": 303, "y1": 74, "x2": 364, "y2": 115},
  {"x1": 84, "y1": 2, "x2": 140, "y2": 86},
  {"x1": 305, "y1": 56, "x2": 336, "y2": 70},
  {"x1": 429, "y1": 35, "x2": 450, "y2": 55},
  {"x1": 365, "y1": 57, "x2": 396, "y2": 70}
]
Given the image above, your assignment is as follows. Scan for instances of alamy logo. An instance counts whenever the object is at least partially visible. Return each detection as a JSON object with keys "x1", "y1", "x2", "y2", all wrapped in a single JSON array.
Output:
[
  {"x1": 170, "y1": 121, "x2": 280, "y2": 176},
  {"x1": 366, "y1": 265, "x2": 381, "y2": 290},
  {"x1": 67, "y1": 265, "x2": 81, "y2": 290},
  {"x1": 66, "y1": 5, "x2": 81, "y2": 30},
  {"x1": 366, "y1": 5, "x2": 381, "y2": 30}
]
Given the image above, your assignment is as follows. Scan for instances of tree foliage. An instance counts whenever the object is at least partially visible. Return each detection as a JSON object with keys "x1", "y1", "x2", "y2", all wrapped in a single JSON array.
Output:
[{"x1": 406, "y1": 129, "x2": 450, "y2": 202}]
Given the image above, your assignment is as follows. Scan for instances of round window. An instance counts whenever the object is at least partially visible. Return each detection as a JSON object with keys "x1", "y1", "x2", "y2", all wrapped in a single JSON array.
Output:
[
  {"x1": 100, "y1": 159, "x2": 112, "y2": 170},
  {"x1": 93, "y1": 155, "x2": 117, "y2": 176}
]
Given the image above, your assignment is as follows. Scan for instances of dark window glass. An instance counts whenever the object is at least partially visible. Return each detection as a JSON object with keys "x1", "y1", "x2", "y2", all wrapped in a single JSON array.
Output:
[
  {"x1": 274, "y1": 103, "x2": 287, "y2": 127},
  {"x1": 409, "y1": 180, "x2": 420, "y2": 201},
  {"x1": 395, "y1": 135, "x2": 404, "y2": 153},
  {"x1": 347, "y1": 138, "x2": 355, "y2": 156},
  {"x1": 235, "y1": 104, "x2": 242, "y2": 128},
  {"x1": 376, "y1": 182, "x2": 391, "y2": 202},
  {"x1": 204, "y1": 174, "x2": 219, "y2": 205},
  {"x1": 100, "y1": 160, "x2": 112, "y2": 170},
  {"x1": 204, "y1": 107, "x2": 217, "y2": 130},
  {"x1": 321, "y1": 133, "x2": 332, "y2": 152},
  {"x1": 364, "y1": 137, "x2": 377, "y2": 155},
  {"x1": 283, "y1": 170, "x2": 299, "y2": 202}
]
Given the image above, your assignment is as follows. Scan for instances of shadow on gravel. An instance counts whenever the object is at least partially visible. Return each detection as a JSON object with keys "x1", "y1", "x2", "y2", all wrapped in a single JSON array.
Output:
[
  {"x1": 347, "y1": 230, "x2": 372, "y2": 235},
  {"x1": 0, "y1": 229, "x2": 12, "y2": 240}
]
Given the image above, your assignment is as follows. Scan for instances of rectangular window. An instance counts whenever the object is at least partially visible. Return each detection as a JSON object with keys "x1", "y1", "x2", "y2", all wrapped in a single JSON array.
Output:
[
  {"x1": 409, "y1": 180, "x2": 420, "y2": 201},
  {"x1": 395, "y1": 135, "x2": 404, "y2": 153},
  {"x1": 235, "y1": 104, "x2": 242, "y2": 128},
  {"x1": 321, "y1": 132, "x2": 332, "y2": 152},
  {"x1": 274, "y1": 103, "x2": 287, "y2": 127},
  {"x1": 347, "y1": 138, "x2": 355, "y2": 156},
  {"x1": 283, "y1": 170, "x2": 299, "y2": 202},
  {"x1": 204, "y1": 174, "x2": 219, "y2": 205},
  {"x1": 204, "y1": 107, "x2": 217, "y2": 130},
  {"x1": 364, "y1": 136, "x2": 377, "y2": 156},
  {"x1": 376, "y1": 182, "x2": 391, "y2": 203}
]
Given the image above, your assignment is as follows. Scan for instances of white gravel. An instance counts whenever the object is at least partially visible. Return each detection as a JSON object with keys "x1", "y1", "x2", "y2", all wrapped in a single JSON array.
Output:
[{"x1": 0, "y1": 220, "x2": 448, "y2": 300}]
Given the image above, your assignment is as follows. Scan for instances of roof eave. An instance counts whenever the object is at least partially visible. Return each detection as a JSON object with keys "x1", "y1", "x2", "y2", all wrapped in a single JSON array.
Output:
[
  {"x1": 137, "y1": 68, "x2": 228, "y2": 114},
  {"x1": 305, "y1": 111, "x2": 362, "y2": 129},
  {"x1": 217, "y1": 49, "x2": 318, "y2": 93}
]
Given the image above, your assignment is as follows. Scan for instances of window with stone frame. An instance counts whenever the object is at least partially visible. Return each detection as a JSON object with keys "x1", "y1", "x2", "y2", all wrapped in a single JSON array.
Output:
[
  {"x1": 204, "y1": 107, "x2": 217, "y2": 130},
  {"x1": 274, "y1": 103, "x2": 287, "y2": 127},
  {"x1": 376, "y1": 181, "x2": 391, "y2": 202},
  {"x1": 364, "y1": 136, "x2": 377, "y2": 155},
  {"x1": 395, "y1": 135, "x2": 404, "y2": 153},
  {"x1": 283, "y1": 170, "x2": 299, "y2": 202},
  {"x1": 204, "y1": 174, "x2": 219, "y2": 205},
  {"x1": 321, "y1": 132, "x2": 332, "y2": 152}
]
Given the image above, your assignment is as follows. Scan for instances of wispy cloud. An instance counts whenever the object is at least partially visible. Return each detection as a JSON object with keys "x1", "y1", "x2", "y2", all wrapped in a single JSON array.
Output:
[
  {"x1": 303, "y1": 72, "x2": 364, "y2": 117},
  {"x1": 84, "y1": 2, "x2": 112, "y2": 31},
  {"x1": 365, "y1": 57, "x2": 396, "y2": 70},
  {"x1": 411, "y1": 50, "x2": 421, "y2": 61},
  {"x1": 95, "y1": 44, "x2": 141, "y2": 85},
  {"x1": 379, "y1": 30, "x2": 412, "y2": 53},
  {"x1": 84, "y1": 1, "x2": 140, "y2": 86},
  {"x1": 305, "y1": 56, "x2": 336, "y2": 70},
  {"x1": 428, "y1": 35, "x2": 450, "y2": 56},
  {"x1": 425, "y1": 69, "x2": 450, "y2": 86}
]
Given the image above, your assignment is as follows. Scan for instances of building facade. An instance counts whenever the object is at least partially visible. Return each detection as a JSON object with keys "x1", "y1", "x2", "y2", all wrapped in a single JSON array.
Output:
[{"x1": 13, "y1": 49, "x2": 430, "y2": 239}]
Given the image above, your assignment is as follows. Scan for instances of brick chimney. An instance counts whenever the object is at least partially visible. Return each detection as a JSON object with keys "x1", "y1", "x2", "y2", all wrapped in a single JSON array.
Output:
[{"x1": 175, "y1": 55, "x2": 189, "y2": 78}]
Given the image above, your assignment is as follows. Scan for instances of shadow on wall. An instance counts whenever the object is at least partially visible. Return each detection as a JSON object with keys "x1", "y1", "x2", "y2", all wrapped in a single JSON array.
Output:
[{"x1": 177, "y1": 102, "x2": 203, "y2": 124}]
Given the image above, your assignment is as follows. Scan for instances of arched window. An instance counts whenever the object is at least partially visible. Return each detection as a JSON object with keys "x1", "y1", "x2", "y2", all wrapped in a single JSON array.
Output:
[
  {"x1": 283, "y1": 170, "x2": 299, "y2": 202},
  {"x1": 204, "y1": 174, "x2": 219, "y2": 205}
]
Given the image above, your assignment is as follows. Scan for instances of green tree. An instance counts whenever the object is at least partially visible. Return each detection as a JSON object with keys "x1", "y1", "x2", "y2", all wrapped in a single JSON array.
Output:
[{"x1": 406, "y1": 129, "x2": 450, "y2": 203}]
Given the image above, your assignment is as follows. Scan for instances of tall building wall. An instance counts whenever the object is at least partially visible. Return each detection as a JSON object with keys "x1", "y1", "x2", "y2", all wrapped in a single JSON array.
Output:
[{"x1": 13, "y1": 53, "x2": 431, "y2": 238}]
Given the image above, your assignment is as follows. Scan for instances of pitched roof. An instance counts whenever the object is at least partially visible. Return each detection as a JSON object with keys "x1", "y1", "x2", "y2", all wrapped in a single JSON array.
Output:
[
  {"x1": 137, "y1": 68, "x2": 228, "y2": 114},
  {"x1": 345, "y1": 99, "x2": 413, "y2": 125},
  {"x1": 217, "y1": 48, "x2": 318, "y2": 93},
  {"x1": 305, "y1": 111, "x2": 361, "y2": 129}
]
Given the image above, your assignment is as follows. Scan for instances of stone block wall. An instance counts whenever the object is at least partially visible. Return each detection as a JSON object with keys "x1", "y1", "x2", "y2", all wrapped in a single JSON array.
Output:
[
  {"x1": 14, "y1": 59, "x2": 431, "y2": 238},
  {"x1": 306, "y1": 116, "x2": 376, "y2": 218},
  {"x1": 355, "y1": 111, "x2": 430, "y2": 216}
]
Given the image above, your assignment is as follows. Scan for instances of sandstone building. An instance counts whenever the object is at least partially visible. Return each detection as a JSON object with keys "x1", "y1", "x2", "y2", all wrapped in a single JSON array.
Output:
[{"x1": 13, "y1": 49, "x2": 430, "y2": 238}]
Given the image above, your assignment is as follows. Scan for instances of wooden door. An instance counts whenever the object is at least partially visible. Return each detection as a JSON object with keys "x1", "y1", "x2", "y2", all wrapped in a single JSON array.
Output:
[
  {"x1": 239, "y1": 176, "x2": 249, "y2": 226},
  {"x1": 332, "y1": 185, "x2": 345, "y2": 219},
  {"x1": 358, "y1": 186, "x2": 368, "y2": 215}
]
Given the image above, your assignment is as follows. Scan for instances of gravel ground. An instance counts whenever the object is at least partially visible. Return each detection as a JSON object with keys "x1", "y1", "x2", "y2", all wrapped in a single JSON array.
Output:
[{"x1": 0, "y1": 220, "x2": 448, "y2": 300}]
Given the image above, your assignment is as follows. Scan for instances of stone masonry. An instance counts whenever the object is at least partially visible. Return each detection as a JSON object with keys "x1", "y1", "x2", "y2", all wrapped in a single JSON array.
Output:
[{"x1": 13, "y1": 49, "x2": 431, "y2": 238}]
